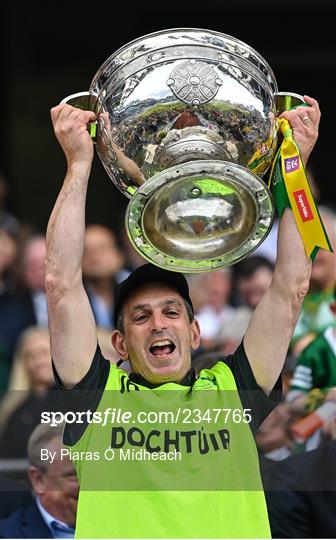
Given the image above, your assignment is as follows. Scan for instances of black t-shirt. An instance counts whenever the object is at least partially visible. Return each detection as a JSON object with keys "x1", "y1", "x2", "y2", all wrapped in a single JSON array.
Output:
[{"x1": 53, "y1": 341, "x2": 282, "y2": 445}]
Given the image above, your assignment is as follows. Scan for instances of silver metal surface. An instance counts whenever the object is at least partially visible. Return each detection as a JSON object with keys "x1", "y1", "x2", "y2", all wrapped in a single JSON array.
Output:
[
  {"x1": 274, "y1": 92, "x2": 305, "y2": 116},
  {"x1": 126, "y1": 160, "x2": 273, "y2": 272},
  {"x1": 63, "y1": 28, "x2": 300, "y2": 271}
]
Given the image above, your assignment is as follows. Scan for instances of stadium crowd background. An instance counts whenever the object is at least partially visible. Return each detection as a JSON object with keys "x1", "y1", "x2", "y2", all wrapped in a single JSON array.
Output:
[{"x1": 1, "y1": 2, "x2": 335, "y2": 538}]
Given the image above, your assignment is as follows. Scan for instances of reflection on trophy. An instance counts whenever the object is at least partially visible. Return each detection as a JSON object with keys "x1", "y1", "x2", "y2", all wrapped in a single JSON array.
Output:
[{"x1": 62, "y1": 28, "x2": 305, "y2": 272}]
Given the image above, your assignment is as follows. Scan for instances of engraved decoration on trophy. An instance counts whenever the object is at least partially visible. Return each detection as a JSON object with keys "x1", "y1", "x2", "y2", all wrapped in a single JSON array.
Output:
[
  {"x1": 61, "y1": 29, "x2": 306, "y2": 273},
  {"x1": 166, "y1": 60, "x2": 223, "y2": 105}
]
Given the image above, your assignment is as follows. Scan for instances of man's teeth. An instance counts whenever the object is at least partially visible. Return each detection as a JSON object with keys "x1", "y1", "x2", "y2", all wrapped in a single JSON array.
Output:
[
  {"x1": 149, "y1": 340, "x2": 176, "y2": 356},
  {"x1": 151, "y1": 340, "x2": 173, "y2": 347}
]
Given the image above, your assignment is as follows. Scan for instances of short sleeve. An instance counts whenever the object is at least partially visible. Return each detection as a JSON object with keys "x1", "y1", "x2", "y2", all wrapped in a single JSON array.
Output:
[
  {"x1": 52, "y1": 345, "x2": 110, "y2": 445},
  {"x1": 221, "y1": 341, "x2": 282, "y2": 435}
]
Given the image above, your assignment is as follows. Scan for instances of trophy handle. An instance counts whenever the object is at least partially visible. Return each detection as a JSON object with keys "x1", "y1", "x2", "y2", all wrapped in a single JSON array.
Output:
[
  {"x1": 274, "y1": 92, "x2": 305, "y2": 115},
  {"x1": 60, "y1": 91, "x2": 98, "y2": 141}
]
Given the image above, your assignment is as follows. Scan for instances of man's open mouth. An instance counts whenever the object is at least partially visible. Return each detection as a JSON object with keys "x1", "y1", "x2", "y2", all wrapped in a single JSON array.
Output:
[{"x1": 149, "y1": 339, "x2": 176, "y2": 357}]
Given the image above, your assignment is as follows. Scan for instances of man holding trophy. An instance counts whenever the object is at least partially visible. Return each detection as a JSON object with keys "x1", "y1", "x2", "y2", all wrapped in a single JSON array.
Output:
[{"x1": 45, "y1": 29, "x2": 330, "y2": 538}]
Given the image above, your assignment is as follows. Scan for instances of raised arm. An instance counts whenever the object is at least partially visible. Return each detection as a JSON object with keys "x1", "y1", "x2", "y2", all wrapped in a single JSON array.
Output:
[
  {"x1": 45, "y1": 104, "x2": 98, "y2": 387},
  {"x1": 243, "y1": 96, "x2": 321, "y2": 395}
]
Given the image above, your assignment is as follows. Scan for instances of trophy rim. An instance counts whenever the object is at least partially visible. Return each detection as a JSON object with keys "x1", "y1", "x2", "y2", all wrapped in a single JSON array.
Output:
[
  {"x1": 90, "y1": 27, "x2": 278, "y2": 96},
  {"x1": 125, "y1": 160, "x2": 274, "y2": 273}
]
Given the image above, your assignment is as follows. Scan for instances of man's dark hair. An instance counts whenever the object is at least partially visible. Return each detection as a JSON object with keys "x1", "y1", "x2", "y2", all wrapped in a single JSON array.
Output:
[{"x1": 116, "y1": 297, "x2": 194, "y2": 334}]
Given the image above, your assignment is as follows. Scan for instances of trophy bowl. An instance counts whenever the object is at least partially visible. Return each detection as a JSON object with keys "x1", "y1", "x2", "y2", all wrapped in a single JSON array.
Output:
[{"x1": 63, "y1": 28, "x2": 304, "y2": 272}]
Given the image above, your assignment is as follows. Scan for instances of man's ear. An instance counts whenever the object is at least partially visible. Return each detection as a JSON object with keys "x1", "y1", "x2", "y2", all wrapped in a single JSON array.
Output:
[
  {"x1": 111, "y1": 330, "x2": 129, "y2": 360},
  {"x1": 28, "y1": 466, "x2": 45, "y2": 496},
  {"x1": 190, "y1": 319, "x2": 201, "y2": 351}
]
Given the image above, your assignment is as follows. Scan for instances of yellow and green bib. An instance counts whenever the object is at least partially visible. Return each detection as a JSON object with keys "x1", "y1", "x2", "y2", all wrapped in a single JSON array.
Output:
[{"x1": 68, "y1": 362, "x2": 271, "y2": 538}]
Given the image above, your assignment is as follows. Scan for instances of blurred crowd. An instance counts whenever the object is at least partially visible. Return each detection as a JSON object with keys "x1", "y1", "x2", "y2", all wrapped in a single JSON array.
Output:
[{"x1": 0, "y1": 166, "x2": 335, "y2": 538}]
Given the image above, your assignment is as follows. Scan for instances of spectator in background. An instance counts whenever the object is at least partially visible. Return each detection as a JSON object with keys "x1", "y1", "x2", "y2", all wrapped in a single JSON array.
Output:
[
  {"x1": 292, "y1": 205, "x2": 336, "y2": 354},
  {"x1": 120, "y1": 228, "x2": 147, "y2": 271},
  {"x1": 0, "y1": 228, "x2": 19, "y2": 296},
  {"x1": 190, "y1": 269, "x2": 235, "y2": 349},
  {"x1": 0, "y1": 473, "x2": 33, "y2": 520},
  {"x1": 82, "y1": 224, "x2": 129, "y2": 329},
  {"x1": 191, "y1": 349, "x2": 224, "y2": 374},
  {"x1": 0, "y1": 228, "x2": 20, "y2": 385},
  {"x1": 288, "y1": 290, "x2": 336, "y2": 401},
  {"x1": 0, "y1": 327, "x2": 61, "y2": 458},
  {"x1": 0, "y1": 236, "x2": 48, "y2": 383},
  {"x1": 0, "y1": 170, "x2": 19, "y2": 236},
  {"x1": 257, "y1": 385, "x2": 336, "y2": 463},
  {"x1": 190, "y1": 308, "x2": 253, "y2": 368},
  {"x1": 188, "y1": 302, "x2": 252, "y2": 371},
  {"x1": 20, "y1": 236, "x2": 48, "y2": 326},
  {"x1": 215, "y1": 306, "x2": 252, "y2": 356},
  {"x1": 256, "y1": 401, "x2": 300, "y2": 462},
  {"x1": 186, "y1": 273, "x2": 209, "y2": 314},
  {"x1": 234, "y1": 256, "x2": 274, "y2": 310},
  {"x1": 265, "y1": 440, "x2": 336, "y2": 538},
  {"x1": 258, "y1": 290, "x2": 335, "y2": 460},
  {"x1": 0, "y1": 423, "x2": 78, "y2": 539}
]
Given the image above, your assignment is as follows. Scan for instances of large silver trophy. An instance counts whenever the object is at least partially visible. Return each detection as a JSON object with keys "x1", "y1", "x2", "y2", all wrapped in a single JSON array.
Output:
[{"x1": 63, "y1": 28, "x2": 304, "y2": 272}]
